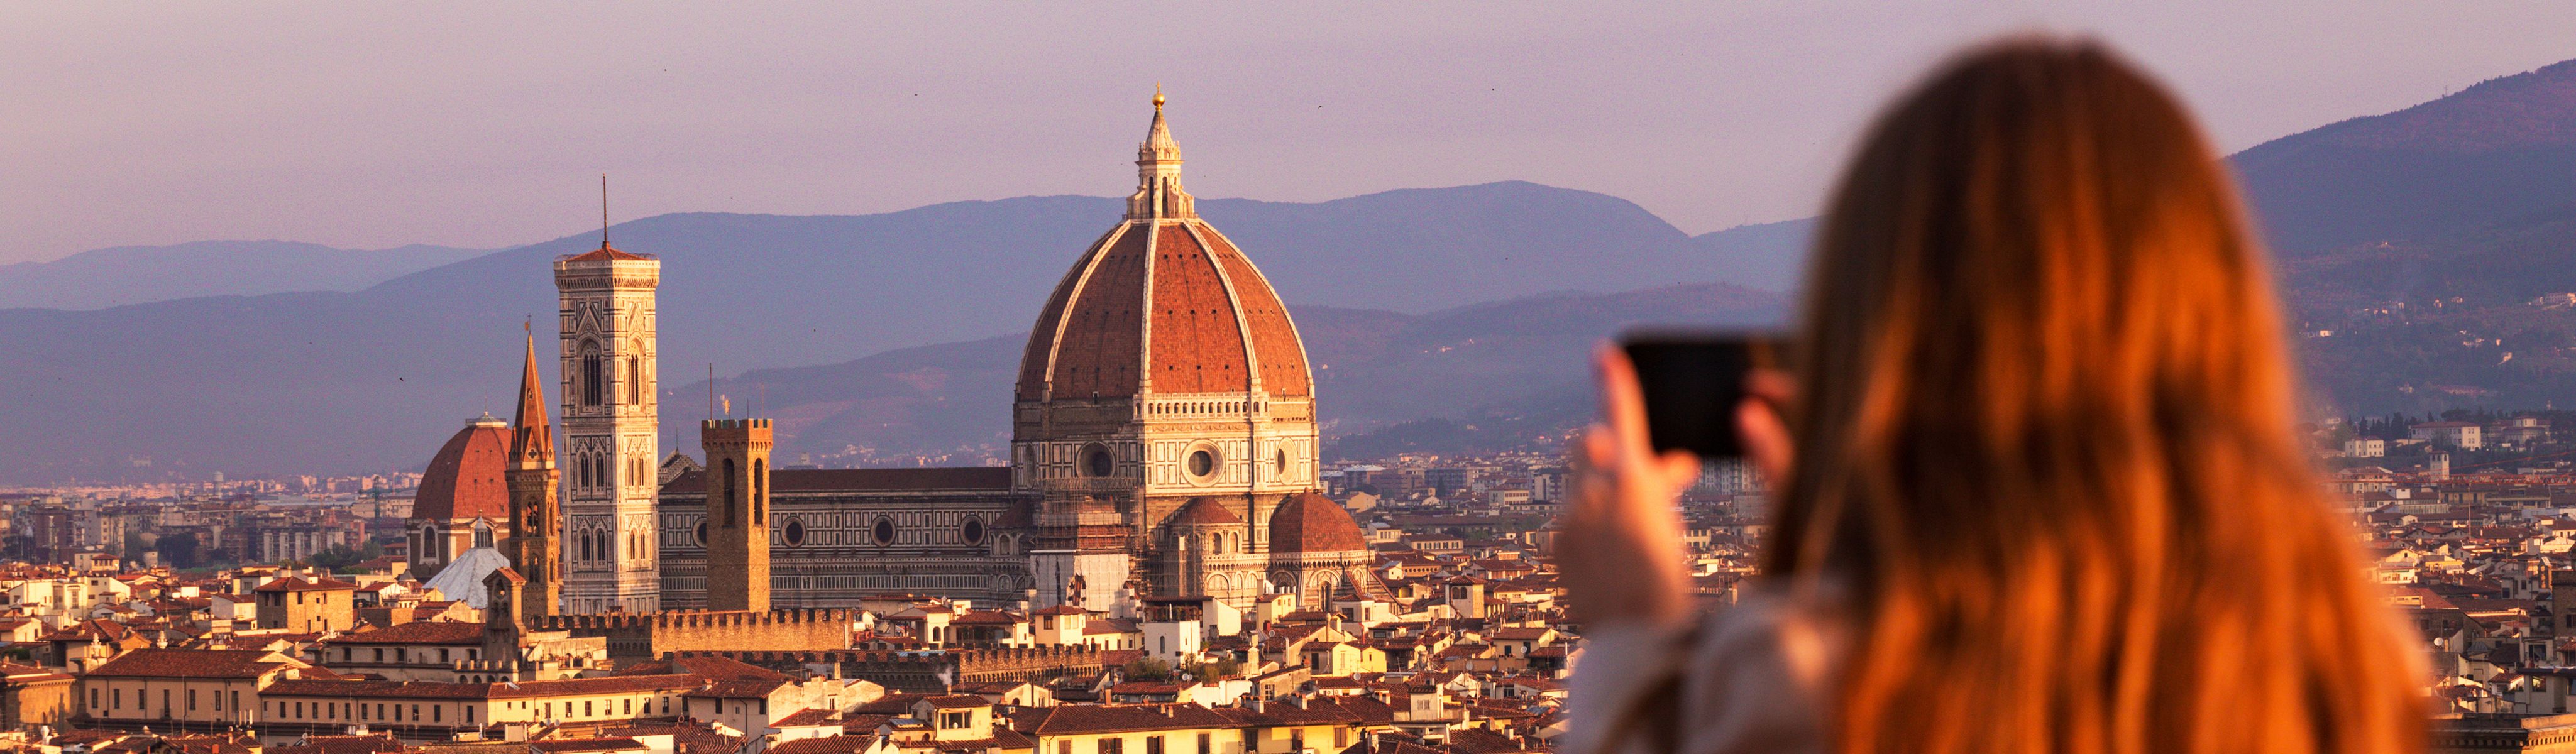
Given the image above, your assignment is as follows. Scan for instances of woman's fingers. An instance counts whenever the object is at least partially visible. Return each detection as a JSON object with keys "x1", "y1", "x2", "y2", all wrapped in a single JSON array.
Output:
[
  {"x1": 1656, "y1": 449, "x2": 1702, "y2": 493},
  {"x1": 1593, "y1": 344, "x2": 1657, "y2": 460},
  {"x1": 1737, "y1": 396, "x2": 1794, "y2": 485}
]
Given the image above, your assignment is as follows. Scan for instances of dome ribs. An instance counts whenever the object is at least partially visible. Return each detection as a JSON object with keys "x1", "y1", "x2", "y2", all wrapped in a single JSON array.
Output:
[
  {"x1": 1146, "y1": 223, "x2": 1250, "y2": 395},
  {"x1": 417, "y1": 421, "x2": 514, "y2": 522},
  {"x1": 1196, "y1": 227, "x2": 1311, "y2": 398},
  {"x1": 1017, "y1": 226, "x2": 1123, "y2": 401},
  {"x1": 1044, "y1": 226, "x2": 1152, "y2": 399}
]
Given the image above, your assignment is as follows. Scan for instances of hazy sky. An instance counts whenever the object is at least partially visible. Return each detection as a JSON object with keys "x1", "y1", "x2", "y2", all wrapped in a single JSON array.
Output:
[{"x1": 4, "y1": 2, "x2": 2573, "y2": 265}]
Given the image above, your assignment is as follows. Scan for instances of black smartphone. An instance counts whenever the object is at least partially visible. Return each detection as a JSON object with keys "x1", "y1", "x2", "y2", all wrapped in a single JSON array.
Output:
[{"x1": 1619, "y1": 330, "x2": 1785, "y2": 459}]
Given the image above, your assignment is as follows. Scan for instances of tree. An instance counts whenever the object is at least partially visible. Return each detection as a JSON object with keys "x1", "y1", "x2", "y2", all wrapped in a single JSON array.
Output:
[
  {"x1": 153, "y1": 533, "x2": 201, "y2": 570},
  {"x1": 1121, "y1": 657, "x2": 1173, "y2": 681}
]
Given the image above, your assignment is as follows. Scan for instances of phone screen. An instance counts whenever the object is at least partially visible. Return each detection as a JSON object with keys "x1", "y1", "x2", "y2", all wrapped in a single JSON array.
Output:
[{"x1": 1620, "y1": 331, "x2": 1782, "y2": 459}]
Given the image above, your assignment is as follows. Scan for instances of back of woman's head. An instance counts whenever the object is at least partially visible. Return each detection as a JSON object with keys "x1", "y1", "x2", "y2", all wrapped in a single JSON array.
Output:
[{"x1": 1771, "y1": 37, "x2": 2425, "y2": 753}]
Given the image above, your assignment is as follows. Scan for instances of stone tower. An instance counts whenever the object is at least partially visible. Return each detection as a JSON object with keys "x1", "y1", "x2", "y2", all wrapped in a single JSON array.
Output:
[
  {"x1": 1012, "y1": 92, "x2": 1322, "y2": 609},
  {"x1": 699, "y1": 418, "x2": 773, "y2": 612},
  {"x1": 554, "y1": 236, "x2": 661, "y2": 613},
  {"x1": 502, "y1": 336, "x2": 563, "y2": 622}
]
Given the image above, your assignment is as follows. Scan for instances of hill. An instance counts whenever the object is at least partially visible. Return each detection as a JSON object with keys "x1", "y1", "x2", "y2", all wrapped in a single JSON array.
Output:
[
  {"x1": 2228, "y1": 57, "x2": 2576, "y2": 416},
  {"x1": 0, "y1": 241, "x2": 483, "y2": 310},
  {"x1": 0, "y1": 182, "x2": 1786, "y2": 484}
]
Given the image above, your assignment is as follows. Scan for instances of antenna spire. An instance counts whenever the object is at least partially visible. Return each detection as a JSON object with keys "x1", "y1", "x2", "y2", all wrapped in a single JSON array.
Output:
[{"x1": 600, "y1": 174, "x2": 610, "y2": 249}]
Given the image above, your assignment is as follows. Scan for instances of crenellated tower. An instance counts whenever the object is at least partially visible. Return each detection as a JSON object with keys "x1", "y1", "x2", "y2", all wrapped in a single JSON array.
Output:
[
  {"x1": 555, "y1": 232, "x2": 662, "y2": 613},
  {"x1": 699, "y1": 418, "x2": 773, "y2": 612},
  {"x1": 502, "y1": 336, "x2": 564, "y2": 622}
]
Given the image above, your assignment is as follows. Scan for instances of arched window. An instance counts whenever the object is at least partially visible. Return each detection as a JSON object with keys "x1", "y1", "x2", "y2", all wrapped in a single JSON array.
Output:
[
  {"x1": 625, "y1": 351, "x2": 642, "y2": 405},
  {"x1": 579, "y1": 340, "x2": 604, "y2": 407},
  {"x1": 722, "y1": 459, "x2": 739, "y2": 527},
  {"x1": 753, "y1": 459, "x2": 766, "y2": 521},
  {"x1": 579, "y1": 530, "x2": 594, "y2": 561}
]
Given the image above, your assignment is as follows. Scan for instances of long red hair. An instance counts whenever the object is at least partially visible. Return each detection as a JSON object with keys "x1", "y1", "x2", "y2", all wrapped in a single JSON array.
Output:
[{"x1": 1768, "y1": 38, "x2": 2426, "y2": 754}]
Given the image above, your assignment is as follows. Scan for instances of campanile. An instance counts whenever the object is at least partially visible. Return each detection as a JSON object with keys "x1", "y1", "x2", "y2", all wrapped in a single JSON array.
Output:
[{"x1": 554, "y1": 235, "x2": 662, "y2": 613}]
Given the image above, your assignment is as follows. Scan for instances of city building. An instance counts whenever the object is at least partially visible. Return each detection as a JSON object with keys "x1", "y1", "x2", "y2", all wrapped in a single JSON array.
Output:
[{"x1": 554, "y1": 234, "x2": 663, "y2": 614}]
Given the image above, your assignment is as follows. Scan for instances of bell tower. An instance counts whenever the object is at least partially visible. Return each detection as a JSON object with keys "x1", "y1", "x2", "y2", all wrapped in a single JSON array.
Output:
[
  {"x1": 700, "y1": 418, "x2": 773, "y2": 612},
  {"x1": 554, "y1": 212, "x2": 662, "y2": 614},
  {"x1": 502, "y1": 335, "x2": 563, "y2": 622}
]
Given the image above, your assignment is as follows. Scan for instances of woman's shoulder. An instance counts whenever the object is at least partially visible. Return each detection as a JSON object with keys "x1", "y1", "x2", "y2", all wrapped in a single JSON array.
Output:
[{"x1": 1664, "y1": 582, "x2": 1846, "y2": 754}]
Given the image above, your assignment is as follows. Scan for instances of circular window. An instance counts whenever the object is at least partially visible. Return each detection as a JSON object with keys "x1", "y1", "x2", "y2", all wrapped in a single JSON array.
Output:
[
  {"x1": 1082, "y1": 445, "x2": 1114, "y2": 478},
  {"x1": 962, "y1": 517, "x2": 986, "y2": 545},
  {"x1": 693, "y1": 522, "x2": 707, "y2": 546},
  {"x1": 871, "y1": 517, "x2": 896, "y2": 546},
  {"x1": 1187, "y1": 449, "x2": 1216, "y2": 478},
  {"x1": 783, "y1": 518, "x2": 806, "y2": 547},
  {"x1": 1275, "y1": 449, "x2": 1289, "y2": 473}
]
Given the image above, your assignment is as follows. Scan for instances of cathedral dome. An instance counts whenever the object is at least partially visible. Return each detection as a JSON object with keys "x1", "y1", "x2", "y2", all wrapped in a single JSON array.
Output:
[
  {"x1": 414, "y1": 415, "x2": 512, "y2": 522},
  {"x1": 1167, "y1": 497, "x2": 1243, "y2": 527},
  {"x1": 1015, "y1": 96, "x2": 1311, "y2": 403},
  {"x1": 1267, "y1": 492, "x2": 1368, "y2": 554}
]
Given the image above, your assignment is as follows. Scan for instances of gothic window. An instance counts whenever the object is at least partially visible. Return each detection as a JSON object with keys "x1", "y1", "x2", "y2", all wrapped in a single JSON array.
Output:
[
  {"x1": 580, "y1": 530, "x2": 594, "y2": 561},
  {"x1": 624, "y1": 351, "x2": 642, "y2": 405},
  {"x1": 722, "y1": 459, "x2": 739, "y2": 527},
  {"x1": 580, "y1": 340, "x2": 604, "y2": 407}
]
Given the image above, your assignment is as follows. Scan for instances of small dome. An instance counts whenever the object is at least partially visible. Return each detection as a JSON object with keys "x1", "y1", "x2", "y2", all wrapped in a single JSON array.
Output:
[
  {"x1": 414, "y1": 418, "x2": 512, "y2": 522},
  {"x1": 1167, "y1": 497, "x2": 1242, "y2": 527},
  {"x1": 1267, "y1": 492, "x2": 1367, "y2": 554}
]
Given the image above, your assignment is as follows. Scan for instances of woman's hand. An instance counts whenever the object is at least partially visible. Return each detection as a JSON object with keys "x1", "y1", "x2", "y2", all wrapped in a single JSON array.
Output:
[{"x1": 1562, "y1": 345, "x2": 1703, "y2": 629}]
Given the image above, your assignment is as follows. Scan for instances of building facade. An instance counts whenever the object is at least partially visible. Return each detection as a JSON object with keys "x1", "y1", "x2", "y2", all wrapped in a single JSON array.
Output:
[
  {"x1": 644, "y1": 94, "x2": 1372, "y2": 613},
  {"x1": 658, "y1": 468, "x2": 1031, "y2": 609},
  {"x1": 555, "y1": 241, "x2": 663, "y2": 613}
]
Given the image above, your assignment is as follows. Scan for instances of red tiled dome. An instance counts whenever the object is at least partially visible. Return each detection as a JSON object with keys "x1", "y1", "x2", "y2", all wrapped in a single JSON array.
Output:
[
  {"x1": 1015, "y1": 221, "x2": 1309, "y2": 402},
  {"x1": 1015, "y1": 99, "x2": 1310, "y2": 403},
  {"x1": 1167, "y1": 497, "x2": 1243, "y2": 527},
  {"x1": 1267, "y1": 492, "x2": 1367, "y2": 554},
  {"x1": 413, "y1": 415, "x2": 512, "y2": 522}
]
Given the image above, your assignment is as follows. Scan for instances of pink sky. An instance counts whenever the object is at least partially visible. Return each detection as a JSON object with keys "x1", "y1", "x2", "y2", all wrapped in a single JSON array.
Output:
[{"x1": 3, "y1": 2, "x2": 2571, "y2": 265}]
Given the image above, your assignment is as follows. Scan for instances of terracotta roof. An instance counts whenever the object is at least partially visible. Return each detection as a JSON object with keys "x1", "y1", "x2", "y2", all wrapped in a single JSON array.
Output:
[
  {"x1": 1269, "y1": 493, "x2": 1368, "y2": 553},
  {"x1": 1015, "y1": 187, "x2": 1312, "y2": 402},
  {"x1": 663, "y1": 467, "x2": 1010, "y2": 495},
  {"x1": 1027, "y1": 703, "x2": 1238, "y2": 735},
  {"x1": 267, "y1": 733, "x2": 404, "y2": 754},
  {"x1": 328, "y1": 621, "x2": 484, "y2": 645},
  {"x1": 85, "y1": 648, "x2": 299, "y2": 679},
  {"x1": 257, "y1": 576, "x2": 361, "y2": 593},
  {"x1": 561, "y1": 244, "x2": 651, "y2": 263},
  {"x1": 528, "y1": 740, "x2": 646, "y2": 754},
  {"x1": 773, "y1": 708, "x2": 840, "y2": 727},
  {"x1": 414, "y1": 418, "x2": 514, "y2": 522},
  {"x1": 950, "y1": 610, "x2": 1025, "y2": 626},
  {"x1": 763, "y1": 736, "x2": 878, "y2": 754},
  {"x1": 264, "y1": 674, "x2": 705, "y2": 700},
  {"x1": 615, "y1": 655, "x2": 789, "y2": 683},
  {"x1": 1167, "y1": 498, "x2": 1243, "y2": 527},
  {"x1": 920, "y1": 694, "x2": 993, "y2": 709}
]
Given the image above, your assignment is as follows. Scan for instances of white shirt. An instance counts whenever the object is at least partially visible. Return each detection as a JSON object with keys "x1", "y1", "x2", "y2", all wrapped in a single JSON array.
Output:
[{"x1": 1566, "y1": 586, "x2": 1841, "y2": 754}]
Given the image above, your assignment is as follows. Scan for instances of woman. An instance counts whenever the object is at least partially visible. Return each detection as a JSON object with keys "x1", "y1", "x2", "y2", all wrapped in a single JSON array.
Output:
[{"x1": 1561, "y1": 38, "x2": 2427, "y2": 754}]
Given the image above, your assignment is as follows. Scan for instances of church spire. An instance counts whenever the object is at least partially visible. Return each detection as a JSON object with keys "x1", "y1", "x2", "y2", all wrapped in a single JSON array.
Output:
[
  {"x1": 1126, "y1": 86, "x2": 1196, "y2": 220},
  {"x1": 509, "y1": 331, "x2": 554, "y2": 467}
]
